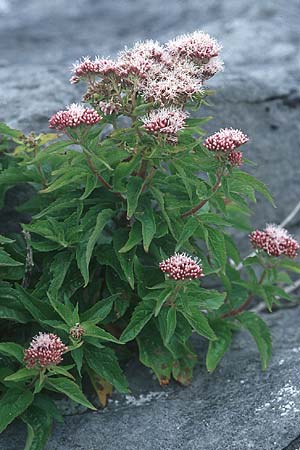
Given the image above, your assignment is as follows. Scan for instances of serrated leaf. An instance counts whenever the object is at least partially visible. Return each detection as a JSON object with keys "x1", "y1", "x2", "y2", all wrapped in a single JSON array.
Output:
[
  {"x1": 85, "y1": 345, "x2": 129, "y2": 393},
  {"x1": 136, "y1": 199, "x2": 156, "y2": 252},
  {"x1": 175, "y1": 217, "x2": 199, "y2": 251},
  {"x1": 237, "y1": 311, "x2": 272, "y2": 370},
  {"x1": 179, "y1": 305, "x2": 216, "y2": 340},
  {"x1": 22, "y1": 406, "x2": 53, "y2": 450},
  {"x1": 126, "y1": 177, "x2": 143, "y2": 218},
  {"x1": 206, "y1": 226, "x2": 227, "y2": 268},
  {"x1": 119, "y1": 221, "x2": 142, "y2": 253},
  {"x1": 82, "y1": 323, "x2": 120, "y2": 344},
  {"x1": 0, "y1": 342, "x2": 24, "y2": 362},
  {"x1": 80, "y1": 296, "x2": 115, "y2": 323},
  {"x1": 0, "y1": 388, "x2": 34, "y2": 433},
  {"x1": 5, "y1": 368, "x2": 39, "y2": 382},
  {"x1": 0, "y1": 248, "x2": 23, "y2": 267},
  {"x1": 120, "y1": 299, "x2": 155, "y2": 343},
  {"x1": 46, "y1": 377, "x2": 96, "y2": 410},
  {"x1": 165, "y1": 307, "x2": 177, "y2": 344},
  {"x1": 206, "y1": 321, "x2": 232, "y2": 372}
]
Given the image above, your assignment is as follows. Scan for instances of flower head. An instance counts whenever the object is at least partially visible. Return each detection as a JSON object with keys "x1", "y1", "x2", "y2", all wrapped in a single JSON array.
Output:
[
  {"x1": 159, "y1": 253, "x2": 204, "y2": 280},
  {"x1": 24, "y1": 332, "x2": 67, "y2": 368},
  {"x1": 166, "y1": 31, "x2": 221, "y2": 63},
  {"x1": 200, "y1": 57, "x2": 224, "y2": 81},
  {"x1": 49, "y1": 103, "x2": 102, "y2": 130},
  {"x1": 203, "y1": 128, "x2": 249, "y2": 152},
  {"x1": 71, "y1": 57, "x2": 118, "y2": 82},
  {"x1": 141, "y1": 107, "x2": 188, "y2": 137},
  {"x1": 140, "y1": 59, "x2": 203, "y2": 105},
  {"x1": 70, "y1": 323, "x2": 85, "y2": 340},
  {"x1": 228, "y1": 151, "x2": 243, "y2": 167},
  {"x1": 249, "y1": 224, "x2": 299, "y2": 258}
]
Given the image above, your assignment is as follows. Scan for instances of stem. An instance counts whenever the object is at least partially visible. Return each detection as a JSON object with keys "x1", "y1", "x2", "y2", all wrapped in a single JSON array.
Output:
[
  {"x1": 181, "y1": 167, "x2": 225, "y2": 219},
  {"x1": 141, "y1": 166, "x2": 156, "y2": 193},
  {"x1": 138, "y1": 159, "x2": 149, "y2": 179},
  {"x1": 222, "y1": 269, "x2": 267, "y2": 319},
  {"x1": 86, "y1": 157, "x2": 113, "y2": 190},
  {"x1": 85, "y1": 155, "x2": 125, "y2": 200}
]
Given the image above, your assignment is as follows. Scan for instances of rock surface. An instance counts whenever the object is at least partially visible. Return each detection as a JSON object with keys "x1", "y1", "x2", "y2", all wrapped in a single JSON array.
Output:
[{"x1": 2, "y1": 308, "x2": 300, "y2": 450}]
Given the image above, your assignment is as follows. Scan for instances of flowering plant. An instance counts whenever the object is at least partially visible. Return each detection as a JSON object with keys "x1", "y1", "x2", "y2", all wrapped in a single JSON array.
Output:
[{"x1": 0, "y1": 31, "x2": 300, "y2": 449}]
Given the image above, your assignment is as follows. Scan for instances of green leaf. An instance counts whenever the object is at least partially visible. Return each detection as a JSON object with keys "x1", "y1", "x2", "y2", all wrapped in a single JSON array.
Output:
[
  {"x1": 0, "y1": 248, "x2": 23, "y2": 267},
  {"x1": 5, "y1": 368, "x2": 39, "y2": 382},
  {"x1": 113, "y1": 154, "x2": 141, "y2": 191},
  {"x1": 206, "y1": 226, "x2": 227, "y2": 268},
  {"x1": 46, "y1": 378, "x2": 96, "y2": 410},
  {"x1": 85, "y1": 345, "x2": 129, "y2": 393},
  {"x1": 0, "y1": 234, "x2": 14, "y2": 244},
  {"x1": 48, "y1": 251, "x2": 73, "y2": 296},
  {"x1": 113, "y1": 230, "x2": 136, "y2": 289},
  {"x1": 120, "y1": 299, "x2": 155, "y2": 343},
  {"x1": 175, "y1": 217, "x2": 199, "y2": 251},
  {"x1": 77, "y1": 208, "x2": 113, "y2": 286},
  {"x1": 0, "y1": 342, "x2": 24, "y2": 362},
  {"x1": 82, "y1": 323, "x2": 120, "y2": 344},
  {"x1": 80, "y1": 295, "x2": 116, "y2": 323},
  {"x1": 153, "y1": 287, "x2": 173, "y2": 316},
  {"x1": 84, "y1": 209, "x2": 113, "y2": 285},
  {"x1": 150, "y1": 186, "x2": 176, "y2": 239},
  {"x1": 137, "y1": 324, "x2": 173, "y2": 385},
  {"x1": 233, "y1": 171, "x2": 274, "y2": 205},
  {"x1": 126, "y1": 177, "x2": 143, "y2": 218},
  {"x1": 0, "y1": 388, "x2": 34, "y2": 433},
  {"x1": 48, "y1": 366, "x2": 75, "y2": 380},
  {"x1": 237, "y1": 311, "x2": 272, "y2": 370},
  {"x1": 165, "y1": 307, "x2": 177, "y2": 344},
  {"x1": 0, "y1": 122, "x2": 22, "y2": 138},
  {"x1": 22, "y1": 406, "x2": 53, "y2": 450},
  {"x1": 185, "y1": 286, "x2": 226, "y2": 311},
  {"x1": 206, "y1": 321, "x2": 232, "y2": 372},
  {"x1": 136, "y1": 199, "x2": 156, "y2": 252},
  {"x1": 119, "y1": 221, "x2": 142, "y2": 253},
  {"x1": 71, "y1": 347, "x2": 83, "y2": 376},
  {"x1": 179, "y1": 304, "x2": 216, "y2": 340}
]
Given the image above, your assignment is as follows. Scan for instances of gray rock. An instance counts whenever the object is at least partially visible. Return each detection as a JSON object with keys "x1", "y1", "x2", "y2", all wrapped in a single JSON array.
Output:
[{"x1": 2, "y1": 308, "x2": 300, "y2": 450}]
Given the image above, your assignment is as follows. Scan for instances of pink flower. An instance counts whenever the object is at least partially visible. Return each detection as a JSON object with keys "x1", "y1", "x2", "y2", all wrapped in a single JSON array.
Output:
[
  {"x1": 228, "y1": 151, "x2": 243, "y2": 167},
  {"x1": 200, "y1": 58, "x2": 224, "y2": 81},
  {"x1": 49, "y1": 103, "x2": 102, "y2": 130},
  {"x1": 71, "y1": 57, "x2": 117, "y2": 82},
  {"x1": 140, "y1": 59, "x2": 203, "y2": 105},
  {"x1": 203, "y1": 128, "x2": 249, "y2": 152},
  {"x1": 249, "y1": 224, "x2": 299, "y2": 258},
  {"x1": 117, "y1": 40, "x2": 165, "y2": 79},
  {"x1": 166, "y1": 31, "x2": 221, "y2": 62},
  {"x1": 99, "y1": 101, "x2": 121, "y2": 115},
  {"x1": 141, "y1": 107, "x2": 188, "y2": 136},
  {"x1": 24, "y1": 332, "x2": 67, "y2": 368},
  {"x1": 159, "y1": 253, "x2": 204, "y2": 281}
]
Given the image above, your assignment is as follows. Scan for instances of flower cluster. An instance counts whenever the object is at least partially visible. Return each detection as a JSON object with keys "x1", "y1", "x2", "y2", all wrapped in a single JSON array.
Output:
[
  {"x1": 203, "y1": 128, "x2": 249, "y2": 167},
  {"x1": 24, "y1": 332, "x2": 67, "y2": 368},
  {"x1": 70, "y1": 57, "x2": 118, "y2": 84},
  {"x1": 250, "y1": 224, "x2": 299, "y2": 258},
  {"x1": 166, "y1": 31, "x2": 221, "y2": 63},
  {"x1": 159, "y1": 253, "x2": 204, "y2": 281},
  {"x1": 70, "y1": 323, "x2": 85, "y2": 340},
  {"x1": 49, "y1": 103, "x2": 101, "y2": 131},
  {"x1": 67, "y1": 31, "x2": 223, "y2": 109},
  {"x1": 141, "y1": 107, "x2": 188, "y2": 140}
]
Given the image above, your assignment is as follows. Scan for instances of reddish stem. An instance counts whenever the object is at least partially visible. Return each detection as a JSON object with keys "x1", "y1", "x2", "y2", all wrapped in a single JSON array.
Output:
[
  {"x1": 221, "y1": 270, "x2": 267, "y2": 319},
  {"x1": 181, "y1": 169, "x2": 224, "y2": 219}
]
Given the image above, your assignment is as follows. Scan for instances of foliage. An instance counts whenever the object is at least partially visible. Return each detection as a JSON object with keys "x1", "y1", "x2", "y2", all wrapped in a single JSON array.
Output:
[{"x1": 0, "y1": 33, "x2": 299, "y2": 449}]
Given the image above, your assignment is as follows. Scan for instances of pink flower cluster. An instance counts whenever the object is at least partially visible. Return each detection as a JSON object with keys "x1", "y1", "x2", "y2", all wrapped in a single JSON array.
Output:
[
  {"x1": 49, "y1": 103, "x2": 102, "y2": 131},
  {"x1": 167, "y1": 31, "x2": 221, "y2": 62},
  {"x1": 249, "y1": 224, "x2": 299, "y2": 258},
  {"x1": 70, "y1": 57, "x2": 118, "y2": 83},
  {"x1": 159, "y1": 253, "x2": 204, "y2": 281},
  {"x1": 24, "y1": 332, "x2": 67, "y2": 368},
  {"x1": 203, "y1": 128, "x2": 249, "y2": 167},
  {"x1": 141, "y1": 107, "x2": 188, "y2": 137},
  {"x1": 69, "y1": 32, "x2": 223, "y2": 107}
]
